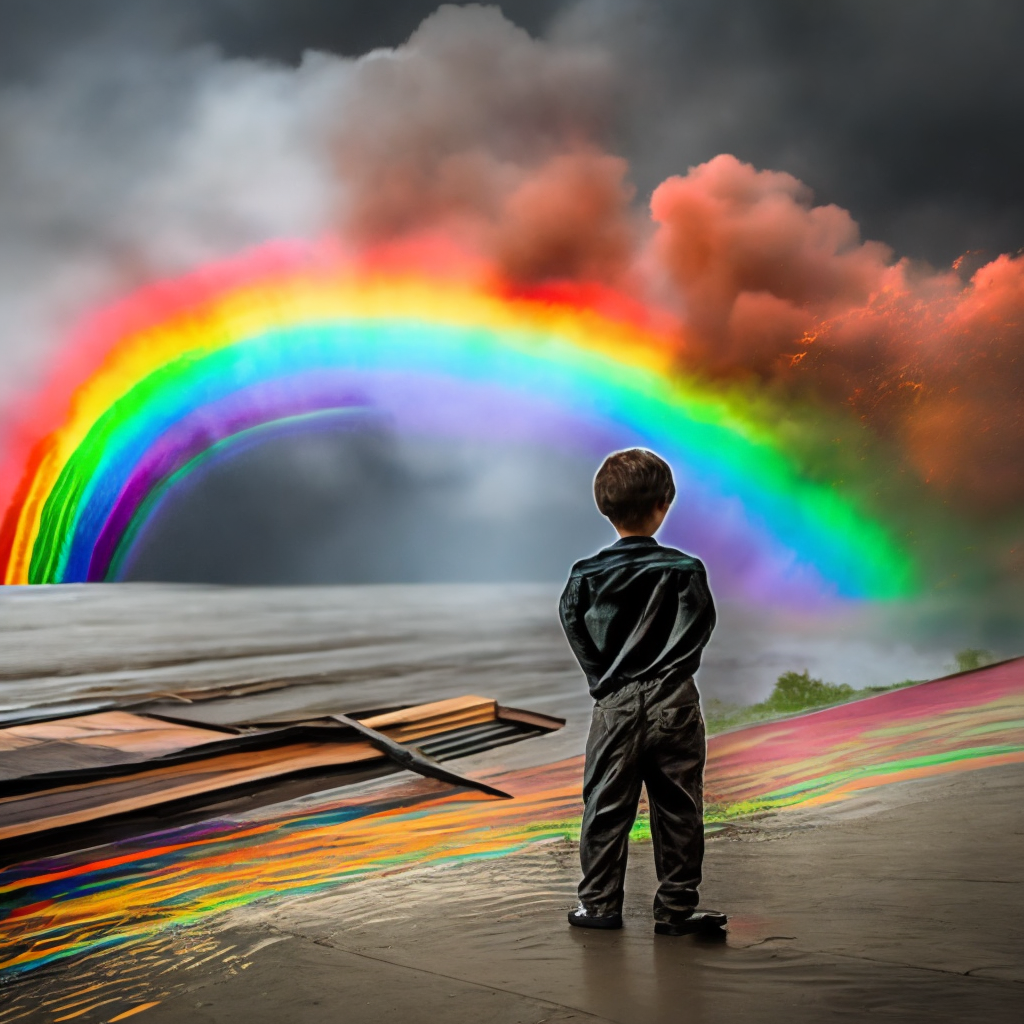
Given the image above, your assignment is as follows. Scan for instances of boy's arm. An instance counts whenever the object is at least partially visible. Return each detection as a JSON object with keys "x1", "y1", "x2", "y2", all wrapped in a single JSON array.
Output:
[
  {"x1": 558, "y1": 573, "x2": 603, "y2": 679},
  {"x1": 682, "y1": 565, "x2": 717, "y2": 647}
]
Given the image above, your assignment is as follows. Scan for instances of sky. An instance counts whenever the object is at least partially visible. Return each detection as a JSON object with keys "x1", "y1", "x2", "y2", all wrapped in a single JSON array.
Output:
[
  {"x1": 4, "y1": 0, "x2": 1022, "y2": 264},
  {"x1": 0, "y1": 1, "x2": 1022, "y2": 600}
]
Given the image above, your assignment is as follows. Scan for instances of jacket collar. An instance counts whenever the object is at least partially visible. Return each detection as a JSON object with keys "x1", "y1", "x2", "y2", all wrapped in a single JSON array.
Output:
[{"x1": 610, "y1": 536, "x2": 660, "y2": 548}]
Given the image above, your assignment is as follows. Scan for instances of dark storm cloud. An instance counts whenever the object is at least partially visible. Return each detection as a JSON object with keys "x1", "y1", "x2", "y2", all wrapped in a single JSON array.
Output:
[
  {"x1": 0, "y1": 1, "x2": 555, "y2": 78},
  {"x1": 3, "y1": 0, "x2": 1022, "y2": 262},
  {"x1": 556, "y1": 0, "x2": 1024, "y2": 265},
  {"x1": 123, "y1": 422, "x2": 611, "y2": 585},
  {"x1": 204, "y1": 0, "x2": 558, "y2": 65}
]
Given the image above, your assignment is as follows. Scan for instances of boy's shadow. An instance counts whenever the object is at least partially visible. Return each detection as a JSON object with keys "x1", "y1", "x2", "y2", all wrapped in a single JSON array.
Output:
[{"x1": 568, "y1": 922, "x2": 727, "y2": 1023}]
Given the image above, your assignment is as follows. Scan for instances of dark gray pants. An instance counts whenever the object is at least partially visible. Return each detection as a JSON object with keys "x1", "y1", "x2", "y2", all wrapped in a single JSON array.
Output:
[{"x1": 578, "y1": 675, "x2": 705, "y2": 922}]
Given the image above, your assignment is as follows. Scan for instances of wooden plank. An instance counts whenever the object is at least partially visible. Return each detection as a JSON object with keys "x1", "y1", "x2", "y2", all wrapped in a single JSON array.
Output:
[
  {"x1": 0, "y1": 738, "x2": 376, "y2": 809},
  {"x1": 3, "y1": 711, "x2": 225, "y2": 757},
  {"x1": 0, "y1": 734, "x2": 38, "y2": 752},
  {"x1": 496, "y1": 706, "x2": 567, "y2": 730},
  {"x1": 366, "y1": 699, "x2": 497, "y2": 743},
  {"x1": 74, "y1": 727, "x2": 226, "y2": 755},
  {"x1": 332, "y1": 714, "x2": 511, "y2": 799},
  {"x1": 0, "y1": 698, "x2": 504, "y2": 809},
  {"x1": 0, "y1": 741, "x2": 144, "y2": 781},
  {"x1": 0, "y1": 700, "x2": 503, "y2": 807},
  {"x1": 0, "y1": 695, "x2": 521, "y2": 843},
  {"x1": 0, "y1": 740, "x2": 381, "y2": 841},
  {"x1": 6, "y1": 711, "x2": 173, "y2": 740},
  {"x1": 361, "y1": 696, "x2": 494, "y2": 729}
]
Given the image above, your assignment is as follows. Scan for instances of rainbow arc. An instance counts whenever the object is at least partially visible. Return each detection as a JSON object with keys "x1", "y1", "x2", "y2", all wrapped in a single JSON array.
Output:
[{"x1": 0, "y1": 240, "x2": 915, "y2": 600}]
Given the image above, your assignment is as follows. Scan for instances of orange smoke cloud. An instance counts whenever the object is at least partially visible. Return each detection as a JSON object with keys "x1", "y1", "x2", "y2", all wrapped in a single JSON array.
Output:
[
  {"x1": 338, "y1": 141, "x2": 1023, "y2": 525},
  {"x1": 338, "y1": 145, "x2": 638, "y2": 288},
  {"x1": 491, "y1": 150, "x2": 636, "y2": 284},
  {"x1": 650, "y1": 154, "x2": 895, "y2": 373},
  {"x1": 648, "y1": 154, "x2": 1024, "y2": 517}
]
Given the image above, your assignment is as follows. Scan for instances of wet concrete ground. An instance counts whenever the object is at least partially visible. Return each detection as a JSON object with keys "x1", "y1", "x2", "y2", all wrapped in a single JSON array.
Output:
[
  {"x1": 128, "y1": 764, "x2": 1023, "y2": 1024},
  {"x1": 0, "y1": 584, "x2": 1012, "y2": 1023}
]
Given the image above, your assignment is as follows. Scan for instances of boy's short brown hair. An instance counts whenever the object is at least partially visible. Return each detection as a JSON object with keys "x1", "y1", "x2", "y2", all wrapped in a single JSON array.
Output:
[{"x1": 593, "y1": 449, "x2": 676, "y2": 530}]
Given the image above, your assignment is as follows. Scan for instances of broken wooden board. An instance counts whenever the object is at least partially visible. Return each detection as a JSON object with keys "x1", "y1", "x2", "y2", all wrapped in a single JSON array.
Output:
[{"x1": 0, "y1": 695, "x2": 564, "y2": 852}]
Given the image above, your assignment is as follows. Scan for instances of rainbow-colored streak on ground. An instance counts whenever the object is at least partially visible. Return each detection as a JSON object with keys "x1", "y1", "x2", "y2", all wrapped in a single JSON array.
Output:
[
  {"x1": 2, "y1": 659, "x2": 1021, "y2": 980},
  {"x1": 0, "y1": 240, "x2": 914, "y2": 602}
]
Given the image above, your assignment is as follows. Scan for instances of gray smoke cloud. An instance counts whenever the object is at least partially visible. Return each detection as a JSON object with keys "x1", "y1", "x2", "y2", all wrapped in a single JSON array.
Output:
[
  {"x1": 0, "y1": 4, "x2": 615, "y2": 403},
  {"x1": 0, "y1": 45, "x2": 329, "y2": 406}
]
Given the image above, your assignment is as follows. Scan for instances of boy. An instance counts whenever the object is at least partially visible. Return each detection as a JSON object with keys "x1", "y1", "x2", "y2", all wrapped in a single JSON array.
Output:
[{"x1": 559, "y1": 448, "x2": 726, "y2": 935}]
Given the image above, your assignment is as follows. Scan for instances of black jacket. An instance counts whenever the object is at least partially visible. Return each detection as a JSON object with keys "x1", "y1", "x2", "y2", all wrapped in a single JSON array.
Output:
[{"x1": 558, "y1": 536, "x2": 716, "y2": 700}]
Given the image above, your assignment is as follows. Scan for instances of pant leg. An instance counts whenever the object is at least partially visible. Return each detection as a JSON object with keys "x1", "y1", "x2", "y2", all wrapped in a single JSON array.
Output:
[
  {"x1": 640, "y1": 679, "x2": 706, "y2": 922},
  {"x1": 577, "y1": 684, "x2": 644, "y2": 915}
]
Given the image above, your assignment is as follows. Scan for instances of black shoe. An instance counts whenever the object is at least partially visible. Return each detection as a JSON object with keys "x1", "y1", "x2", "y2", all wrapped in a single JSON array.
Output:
[
  {"x1": 567, "y1": 904, "x2": 623, "y2": 930},
  {"x1": 654, "y1": 909, "x2": 728, "y2": 936}
]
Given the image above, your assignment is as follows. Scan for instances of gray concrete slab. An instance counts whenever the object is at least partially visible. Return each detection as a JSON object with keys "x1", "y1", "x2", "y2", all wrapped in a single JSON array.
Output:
[
  {"x1": 128, "y1": 764, "x2": 1024, "y2": 1024},
  {"x1": 146, "y1": 934, "x2": 607, "y2": 1024}
]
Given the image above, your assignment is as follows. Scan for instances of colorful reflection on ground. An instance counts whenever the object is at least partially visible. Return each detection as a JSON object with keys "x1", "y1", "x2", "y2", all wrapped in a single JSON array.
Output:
[{"x1": 2, "y1": 660, "x2": 1022, "y2": 984}]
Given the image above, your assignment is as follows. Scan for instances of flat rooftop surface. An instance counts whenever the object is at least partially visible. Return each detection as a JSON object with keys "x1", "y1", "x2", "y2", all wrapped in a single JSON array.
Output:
[
  {"x1": 0, "y1": 585, "x2": 1019, "y2": 1023},
  {"x1": 5, "y1": 763, "x2": 1021, "y2": 1024}
]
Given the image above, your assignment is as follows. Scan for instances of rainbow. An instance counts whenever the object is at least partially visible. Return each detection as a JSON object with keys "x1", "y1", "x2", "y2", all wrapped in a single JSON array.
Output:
[{"x1": 0, "y1": 239, "x2": 915, "y2": 600}]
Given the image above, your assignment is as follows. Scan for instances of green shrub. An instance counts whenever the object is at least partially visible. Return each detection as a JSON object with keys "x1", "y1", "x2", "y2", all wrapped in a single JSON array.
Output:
[
  {"x1": 953, "y1": 648, "x2": 995, "y2": 673},
  {"x1": 765, "y1": 670, "x2": 854, "y2": 712}
]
